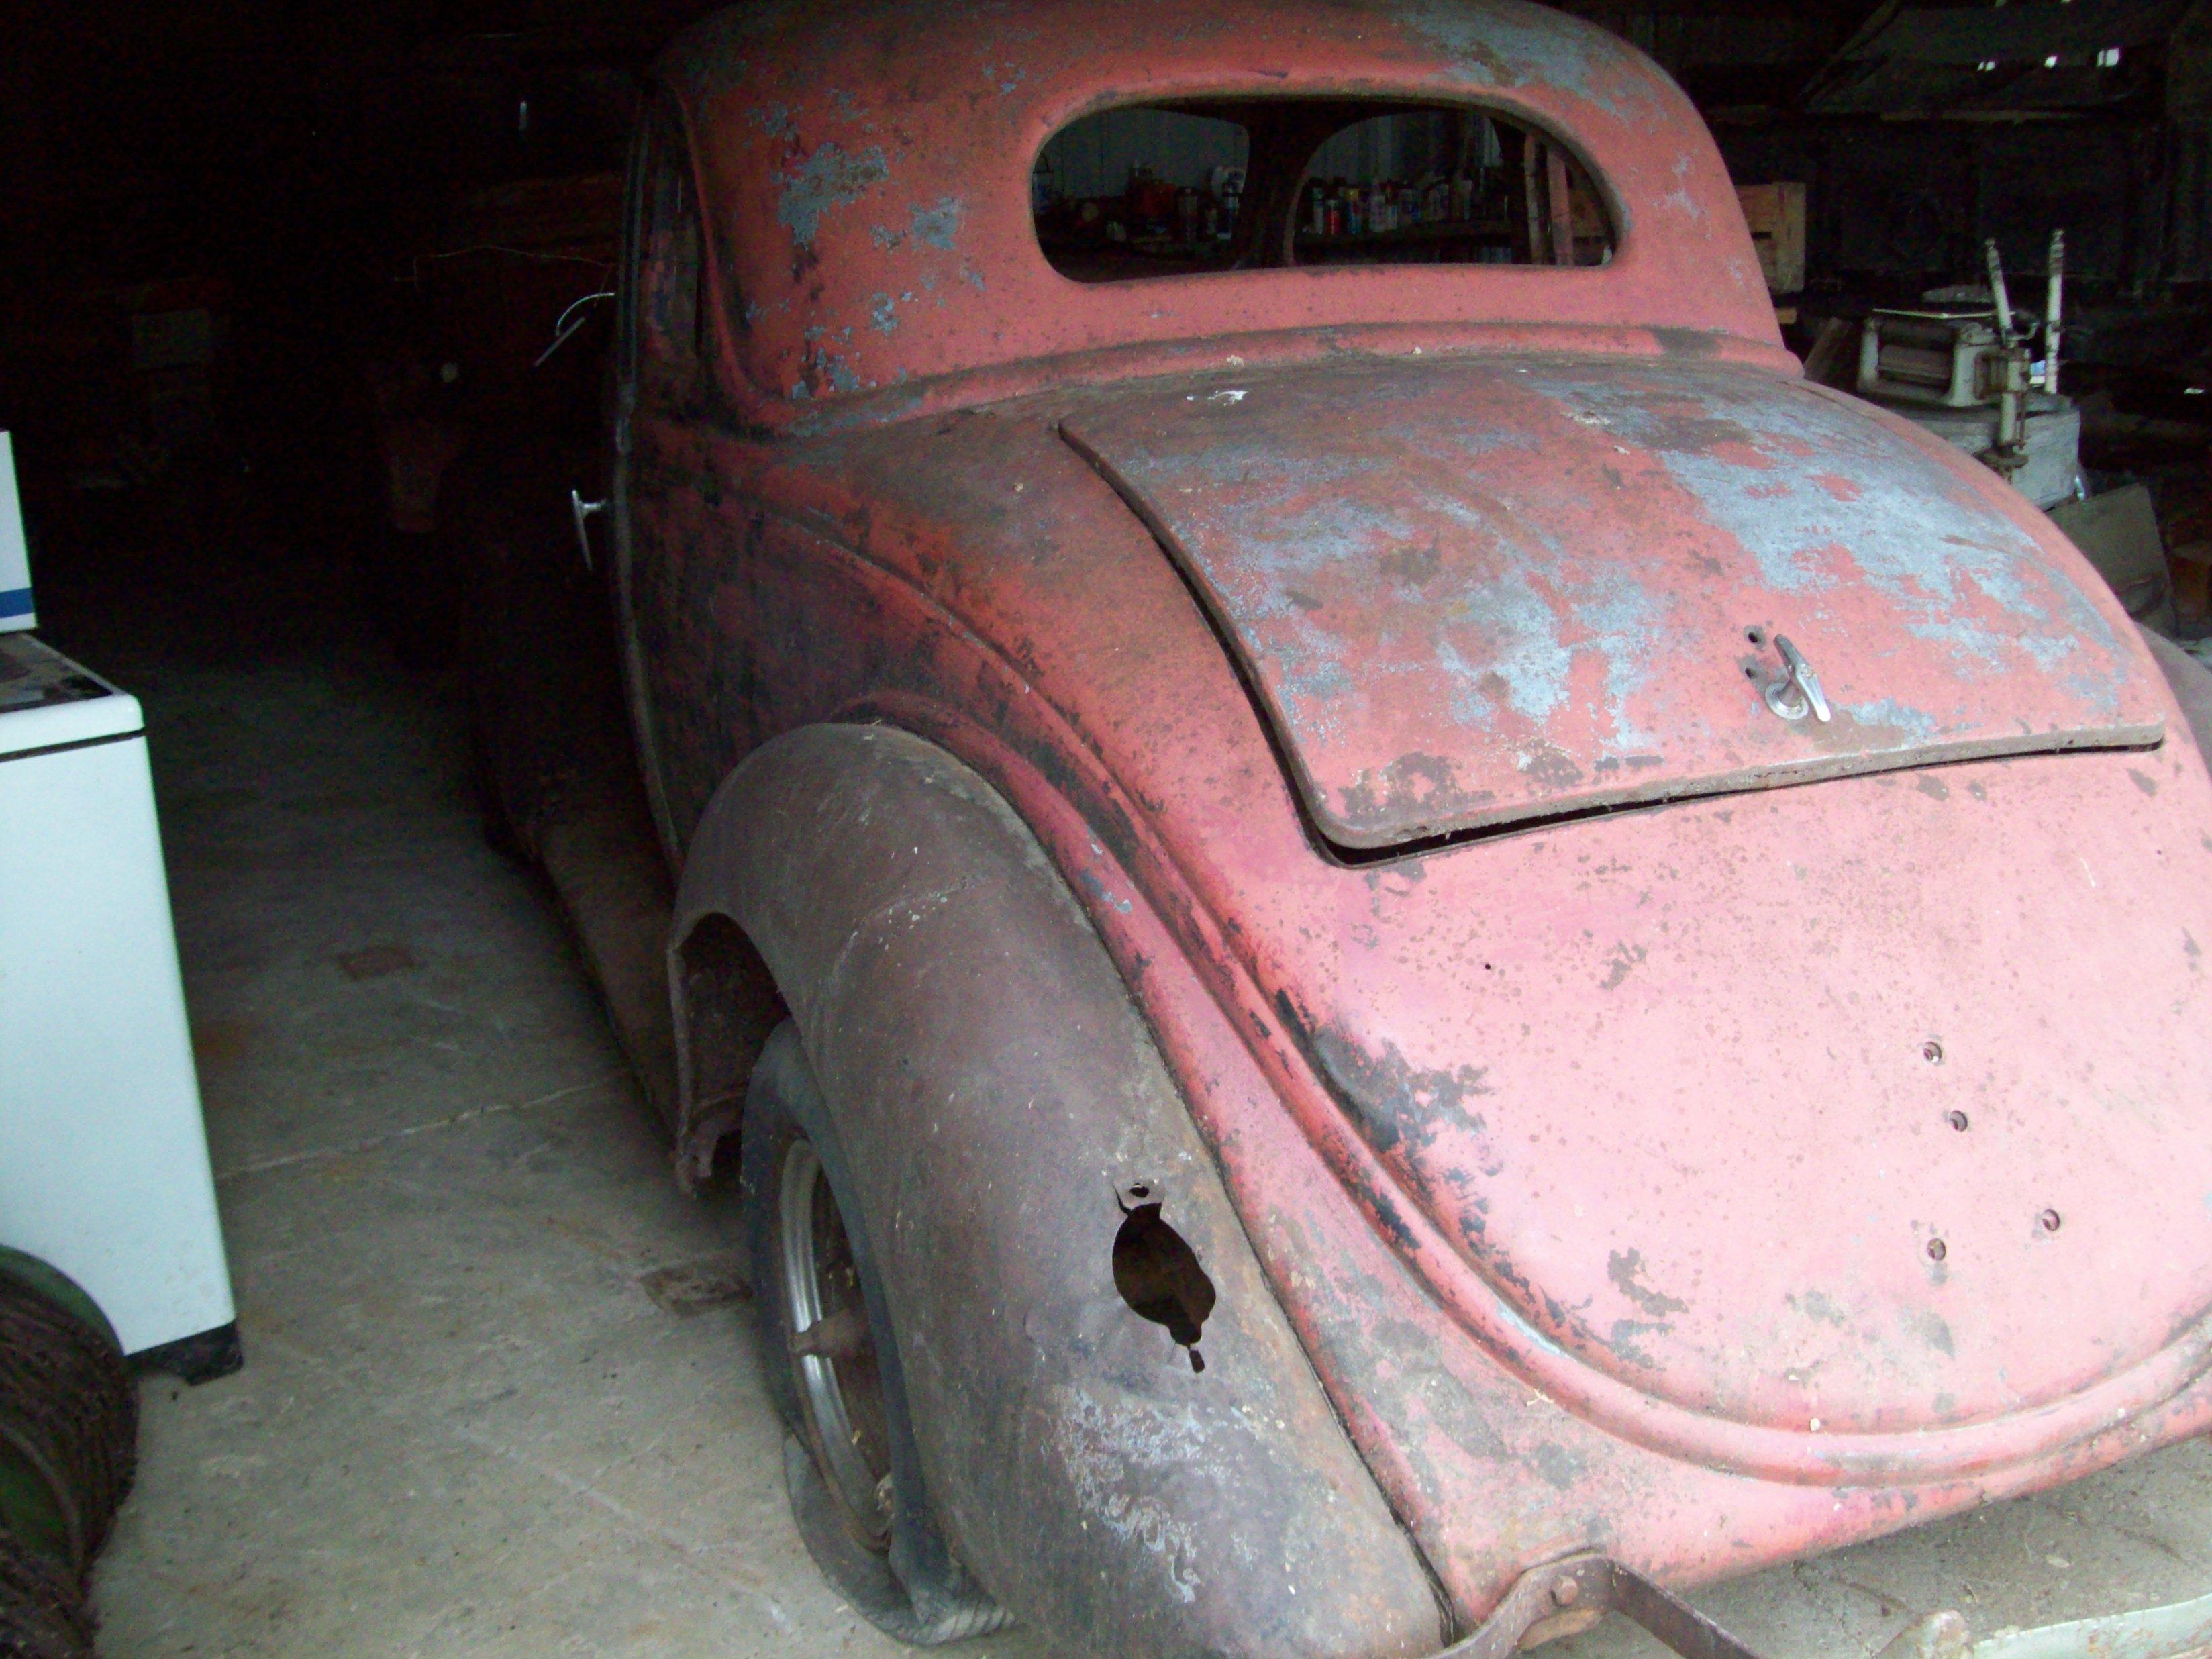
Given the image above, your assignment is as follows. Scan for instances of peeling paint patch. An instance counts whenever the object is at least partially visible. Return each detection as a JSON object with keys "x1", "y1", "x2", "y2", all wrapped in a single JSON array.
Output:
[
  {"x1": 1789, "y1": 1289, "x2": 1850, "y2": 1327},
  {"x1": 1079, "y1": 868, "x2": 1135, "y2": 915},
  {"x1": 777, "y1": 142, "x2": 891, "y2": 247},
  {"x1": 1901, "y1": 1305, "x2": 1956, "y2": 1358},
  {"x1": 1598, "y1": 940, "x2": 1646, "y2": 991},
  {"x1": 1607, "y1": 1318, "x2": 1666, "y2": 1370},
  {"x1": 1340, "y1": 751, "x2": 1493, "y2": 835},
  {"x1": 1309, "y1": 1025, "x2": 1495, "y2": 1166},
  {"x1": 1607, "y1": 1248, "x2": 1687, "y2": 1317},
  {"x1": 909, "y1": 195, "x2": 967, "y2": 251},
  {"x1": 1844, "y1": 697, "x2": 1942, "y2": 746},
  {"x1": 1399, "y1": 0, "x2": 1646, "y2": 115}
]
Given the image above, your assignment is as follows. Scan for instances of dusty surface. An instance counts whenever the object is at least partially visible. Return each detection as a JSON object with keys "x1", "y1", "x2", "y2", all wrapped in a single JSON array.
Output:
[
  {"x1": 47, "y1": 602, "x2": 2212, "y2": 1657},
  {"x1": 65, "y1": 631, "x2": 1046, "y2": 1659}
]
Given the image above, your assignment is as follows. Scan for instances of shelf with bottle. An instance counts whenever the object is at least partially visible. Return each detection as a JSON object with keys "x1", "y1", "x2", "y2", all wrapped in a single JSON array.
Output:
[
  {"x1": 1296, "y1": 174, "x2": 1497, "y2": 240},
  {"x1": 1036, "y1": 170, "x2": 1246, "y2": 264}
]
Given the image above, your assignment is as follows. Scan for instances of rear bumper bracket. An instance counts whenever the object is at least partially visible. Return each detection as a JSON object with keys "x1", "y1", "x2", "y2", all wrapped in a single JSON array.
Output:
[{"x1": 1445, "y1": 1554, "x2": 2212, "y2": 1659}]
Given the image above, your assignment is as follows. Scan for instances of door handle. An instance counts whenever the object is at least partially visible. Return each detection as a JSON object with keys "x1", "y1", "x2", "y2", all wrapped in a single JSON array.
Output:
[{"x1": 570, "y1": 491, "x2": 607, "y2": 571}]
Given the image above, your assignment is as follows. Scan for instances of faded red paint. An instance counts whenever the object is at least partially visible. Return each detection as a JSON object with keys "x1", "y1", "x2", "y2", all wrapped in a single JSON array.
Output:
[
  {"x1": 1062, "y1": 357, "x2": 2159, "y2": 844},
  {"x1": 617, "y1": 0, "x2": 2212, "y2": 1645},
  {"x1": 658, "y1": 0, "x2": 1776, "y2": 417}
]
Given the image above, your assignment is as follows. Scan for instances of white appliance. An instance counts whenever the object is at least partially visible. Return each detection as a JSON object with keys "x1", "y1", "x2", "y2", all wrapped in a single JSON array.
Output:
[
  {"x1": 0, "y1": 433, "x2": 32, "y2": 632},
  {"x1": 0, "y1": 632, "x2": 238, "y2": 1378}
]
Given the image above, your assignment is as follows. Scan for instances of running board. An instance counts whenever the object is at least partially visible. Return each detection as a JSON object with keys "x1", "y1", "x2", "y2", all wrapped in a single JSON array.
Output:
[{"x1": 536, "y1": 795, "x2": 679, "y2": 1134}]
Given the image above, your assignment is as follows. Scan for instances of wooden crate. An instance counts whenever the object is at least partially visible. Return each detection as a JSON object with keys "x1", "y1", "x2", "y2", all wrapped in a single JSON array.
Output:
[{"x1": 1736, "y1": 181, "x2": 1806, "y2": 295}]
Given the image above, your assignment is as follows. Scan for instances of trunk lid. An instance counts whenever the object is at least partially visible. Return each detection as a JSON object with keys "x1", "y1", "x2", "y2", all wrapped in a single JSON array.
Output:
[{"x1": 1061, "y1": 356, "x2": 2161, "y2": 850}]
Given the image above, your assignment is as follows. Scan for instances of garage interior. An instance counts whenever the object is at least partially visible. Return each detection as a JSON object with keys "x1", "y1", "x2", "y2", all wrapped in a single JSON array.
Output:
[{"x1": 7, "y1": 1, "x2": 2212, "y2": 1655}]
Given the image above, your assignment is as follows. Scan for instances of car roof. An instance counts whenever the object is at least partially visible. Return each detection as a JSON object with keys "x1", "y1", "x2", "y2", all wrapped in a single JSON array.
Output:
[{"x1": 660, "y1": 0, "x2": 1782, "y2": 424}]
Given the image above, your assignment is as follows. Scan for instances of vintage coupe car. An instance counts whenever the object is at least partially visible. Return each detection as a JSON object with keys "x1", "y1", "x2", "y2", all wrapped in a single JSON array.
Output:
[{"x1": 528, "y1": 0, "x2": 2212, "y2": 1653}]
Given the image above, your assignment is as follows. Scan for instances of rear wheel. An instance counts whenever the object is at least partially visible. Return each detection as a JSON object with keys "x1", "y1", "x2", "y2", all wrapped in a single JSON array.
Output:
[
  {"x1": 740, "y1": 1024, "x2": 1011, "y2": 1645},
  {"x1": 773, "y1": 1135, "x2": 894, "y2": 1548}
]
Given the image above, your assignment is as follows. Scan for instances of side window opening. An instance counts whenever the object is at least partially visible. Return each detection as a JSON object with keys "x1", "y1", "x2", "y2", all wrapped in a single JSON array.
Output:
[{"x1": 1034, "y1": 99, "x2": 1615, "y2": 284}]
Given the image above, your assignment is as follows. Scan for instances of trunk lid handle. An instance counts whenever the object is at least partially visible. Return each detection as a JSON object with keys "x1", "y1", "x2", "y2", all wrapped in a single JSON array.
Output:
[{"x1": 1764, "y1": 635, "x2": 1832, "y2": 723}]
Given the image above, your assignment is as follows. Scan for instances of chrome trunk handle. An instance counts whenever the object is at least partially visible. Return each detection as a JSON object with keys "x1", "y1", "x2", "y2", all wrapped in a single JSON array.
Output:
[{"x1": 1763, "y1": 634, "x2": 1831, "y2": 723}]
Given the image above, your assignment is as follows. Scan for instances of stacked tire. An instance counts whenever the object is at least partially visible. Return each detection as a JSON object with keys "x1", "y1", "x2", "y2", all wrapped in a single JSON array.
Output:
[{"x1": 0, "y1": 1252, "x2": 138, "y2": 1659}]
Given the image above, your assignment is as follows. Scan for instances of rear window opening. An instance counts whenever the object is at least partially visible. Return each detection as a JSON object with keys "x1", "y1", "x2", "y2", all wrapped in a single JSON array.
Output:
[{"x1": 1034, "y1": 99, "x2": 1615, "y2": 284}]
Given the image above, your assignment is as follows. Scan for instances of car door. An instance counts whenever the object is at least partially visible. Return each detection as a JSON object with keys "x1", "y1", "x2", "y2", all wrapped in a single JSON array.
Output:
[{"x1": 609, "y1": 93, "x2": 707, "y2": 863}]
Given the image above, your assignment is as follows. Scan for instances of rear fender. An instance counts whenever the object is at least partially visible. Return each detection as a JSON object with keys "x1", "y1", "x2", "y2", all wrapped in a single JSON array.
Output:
[{"x1": 669, "y1": 723, "x2": 1442, "y2": 1659}]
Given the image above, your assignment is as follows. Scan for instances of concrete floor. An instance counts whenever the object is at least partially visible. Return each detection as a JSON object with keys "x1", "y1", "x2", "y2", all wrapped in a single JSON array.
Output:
[{"x1": 64, "y1": 627, "x2": 2212, "y2": 1658}]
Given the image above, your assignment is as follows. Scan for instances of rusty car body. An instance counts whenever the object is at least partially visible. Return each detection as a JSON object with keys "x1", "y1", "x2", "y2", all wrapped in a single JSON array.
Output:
[{"x1": 567, "y1": 1, "x2": 2212, "y2": 1652}]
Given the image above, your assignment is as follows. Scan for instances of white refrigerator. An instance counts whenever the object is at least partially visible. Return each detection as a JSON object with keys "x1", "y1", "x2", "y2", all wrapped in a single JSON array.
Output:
[{"x1": 0, "y1": 488, "x2": 238, "y2": 1378}]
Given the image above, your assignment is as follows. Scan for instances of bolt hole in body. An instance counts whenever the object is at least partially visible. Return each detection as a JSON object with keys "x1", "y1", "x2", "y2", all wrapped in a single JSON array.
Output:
[
  {"x1": 778, "y1": 1140, "x2": 895, "y2": 1549},
  {"x1": 1113, "y1": 1192, "x2": 1218, "y2": 1373},
  {"x1": 2041, "y1": 1209, "x2": 2064, "y2": 1233},
  {"x1": 1947, "y1": 1110, "x2": 1970, "y2": 1132},
  {"x1": 1924, "y1": 1040, "x2": 1945, "y2": 1065},
  {"x1": 1927, "y1": 1238, "x2": 1948, "y2": 1262}
]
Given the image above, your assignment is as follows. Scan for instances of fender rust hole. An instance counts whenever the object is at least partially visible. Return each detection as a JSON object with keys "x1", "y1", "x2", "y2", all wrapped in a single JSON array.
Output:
[{"x1": 1113, "y1": 1201, "x2": 1218, "y2": 1374}]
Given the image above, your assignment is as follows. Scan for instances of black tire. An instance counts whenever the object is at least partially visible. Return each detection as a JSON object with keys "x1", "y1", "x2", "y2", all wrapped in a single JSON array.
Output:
[
  {"x1": 0, "y1": 1529, "x2": 94, "y2": 1659},
  {"x1": 0, "y1": 1256, "x2": 136, "y2": 1581},
  {"x1": 740, "y1": 1024, "x2": 1011, "y2": 1646}
]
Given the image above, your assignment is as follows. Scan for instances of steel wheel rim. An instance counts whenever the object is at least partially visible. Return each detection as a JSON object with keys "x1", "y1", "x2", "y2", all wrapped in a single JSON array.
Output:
[{"x1": 776, "y1": 1137, "x2": 893, "y2": 1548}]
